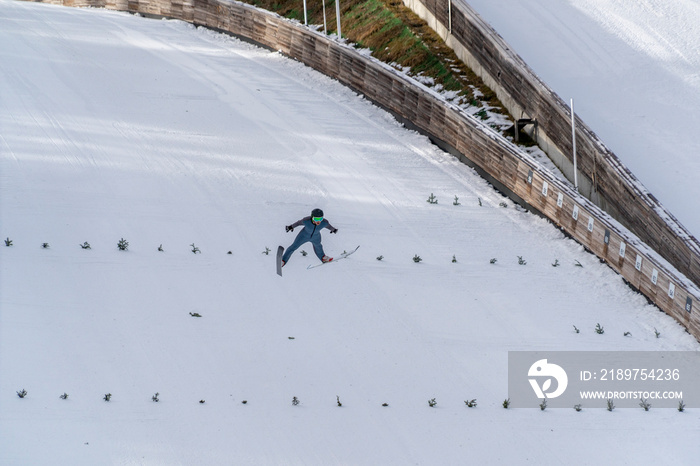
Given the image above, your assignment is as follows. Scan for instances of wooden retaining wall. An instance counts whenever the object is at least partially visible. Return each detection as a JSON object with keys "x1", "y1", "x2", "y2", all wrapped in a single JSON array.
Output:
[
  {"x1": 402, "y1": 0, "x2": 700, "y2": 291},
  {"x1": 23, "y1": 0, "x2": 699, "y2": 342}
]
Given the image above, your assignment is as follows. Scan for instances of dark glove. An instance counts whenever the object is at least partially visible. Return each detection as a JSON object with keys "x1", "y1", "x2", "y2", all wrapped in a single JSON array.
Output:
[
  {"x1": 330, "y1": 228, "x2": 338, "y2": 234},
  {"x1": 286, "y1": 225, "x2": 294, "y2": 232}
]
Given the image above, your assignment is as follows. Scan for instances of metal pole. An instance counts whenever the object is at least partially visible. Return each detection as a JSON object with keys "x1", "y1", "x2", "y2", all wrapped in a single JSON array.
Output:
[
  {"x1": 322, "y1": 0, "x2": 327, "y2": 34},
  {"x1": 303, "y1": 0, "x2": 308, "y2": 25},
  {"x1": 571, "y1": 98, "x2": 578, "y2": 191},
  {"x1": 448, "y1": 0, "x2": 452, "y2": 34},
  {"x1": 335, "y1": 0, "x2": 341, "y2": 38}
]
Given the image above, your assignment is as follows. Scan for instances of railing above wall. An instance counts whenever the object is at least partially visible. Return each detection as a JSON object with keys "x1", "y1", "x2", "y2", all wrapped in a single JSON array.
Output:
[{"x1": 24, "y1": 0, "x2": 700, "y2": 341}]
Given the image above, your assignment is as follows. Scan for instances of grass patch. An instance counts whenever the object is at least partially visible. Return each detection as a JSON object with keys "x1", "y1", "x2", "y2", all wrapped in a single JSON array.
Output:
[{"x1": 240, "y1": 0, "x2": 510, "y2": 120}]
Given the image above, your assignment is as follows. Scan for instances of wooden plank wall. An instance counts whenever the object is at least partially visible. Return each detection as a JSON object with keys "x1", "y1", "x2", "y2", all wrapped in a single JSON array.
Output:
[
  {"x1": 23, "y1": 0, "x2": 700, "y2": 342},
  {"x1": 405, "y1": 0, "x2": 700, "y2": 293}
]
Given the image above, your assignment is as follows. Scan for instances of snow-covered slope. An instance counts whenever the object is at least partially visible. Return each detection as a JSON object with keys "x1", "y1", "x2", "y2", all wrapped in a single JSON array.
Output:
[
  {"x1": 465, "y1": 0, "x2": 700, "y2": 238},
  {"x1": 1, "y1": 2, "x2": 699, "y2": 464}
]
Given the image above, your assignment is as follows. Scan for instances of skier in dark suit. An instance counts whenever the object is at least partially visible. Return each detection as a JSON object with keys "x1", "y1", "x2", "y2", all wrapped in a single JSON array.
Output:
[{"x1": 282, "y1": 208, "x2": 338, "y2": 266}]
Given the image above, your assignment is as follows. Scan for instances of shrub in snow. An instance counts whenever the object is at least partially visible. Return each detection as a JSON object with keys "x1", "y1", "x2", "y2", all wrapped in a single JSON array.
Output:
[
  {"x1": 104, "y1": 393, "x2": 112, "y2": 402},
  {"x1": 574, "y1": 404, "x2": 582, "y2": 412},
  {"x1": 158, "y1": 244, "x2": 164, "y2": 252},
  {"x1": 117, "y1": 238, "x2": 129, "y2": 251},
  {"x1": 199, "y1": 400, "x2": 205, "y2": 404},
  {"x1": 42, "y1": 243, "x2": 50, "y2": 249},
  {"x1": 502, "y1": 398, "x2": 511, "y2": 409},
  {"x1": 80, "y1": 242, "x2": 91, "y2": 250},
  {"x1": 624, "y1": 331, "x2": 632, "y2": 337},
  {"x1": 426, "y1": 193, "x2": 438, "y2": 204},
  {"x1": 606, "y1": 399, "x2": 615, "y2": 411},
  {"x1": 490, "y1": 258, "x2": 497, "y2": 264},
  {"x1": 539, "y1": 399, "x2": 547, "y2": 411},
  {"x1": 60, "y1": 393, "x2": 69, "y2": 400},
  {"x1": 376, "y1": 255, "x2": 384, "y2": 261},
  {"x1": 478, "y1": 198, "x2": 482, "y2": 207},
  {"x1": 428, "y1": 398, "x2": 437, "y2": 407},
  {"x1": 499, "y1": 202, "x2": 508, "y2": 208},
  {"x1": 654, "y1": 328, "x2": 661, "y2": 338},
  {"x1": 552, "y1": 259, "x2": 560, "y2": 267},
  {"x1": 300, "y1": 250, "x2": 308, "y2": 256},
  {"x1": 262, "y1": 247, "x2": 271, "y2": 255},
  {"x1": 517, "y1": 256, "x2": 527, "y2": 265},
  {"x1": 292, "y1": 396, "x2": 300, "y2": 406},
  {"x1": 595, "y1": 323, "x2": 605, "y2": 334},
  {"x1": 4, "y1": 237, "x2": 12, "y2": 247},
  {"x1": 336, "y1": 396, "x2": 342, "y2": 407},
  {"x1": 382, "y1": 403, "x2": 389, "y2": 407},
  {"x1": 453, "y1": 195, "x2": 460, "y2": 206},
  {"x1": 573, "y1": 325, "x2": 580, "y2": 334},
  {"x1": 464, "y1": 399, "x2": 477, "y2": 408},
  {"x1": 241, "y1": 400, "x2": 248, "y2": 404},
  {"x1": 639, "y1": 399, "x2": 651, "y2": 411},
  {"x1": 574, "y1": 260, "x2": 583, "y2": 267},
  {"x1": 452, "y1": 255, "x2": 457, "y2": 263},
  {"x1": 152, "y1": 392, "x2": 160, "y2": 402},
  {"x1": 16, "y1": 389, "x2": 27, "y2": 399},
  {"x1": 413, "y1": 254, "x2": 422, "y2": 263},
  {"x1": 190, "y1": 243, "x2": 201, "y2": 254},
  {"x1": 678, "y1": 400, "x2": 686, "y2": 412},
  {"x1": 189, "y1": 312, "x2": 202, "y2": 317}
]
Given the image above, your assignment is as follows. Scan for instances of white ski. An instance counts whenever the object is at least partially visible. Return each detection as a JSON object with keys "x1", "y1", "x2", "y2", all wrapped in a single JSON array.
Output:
[{"x1": 307, "y1": 245, "x2": 360, "y2": 269}]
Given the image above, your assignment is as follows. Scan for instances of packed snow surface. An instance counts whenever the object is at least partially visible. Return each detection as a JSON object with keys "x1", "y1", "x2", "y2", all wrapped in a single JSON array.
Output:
[
  {"x1": 465, "y1": 0, "x2": 700, "y2": 237},
  {"x1": 1, "y1": 1, "x2": 699, "y2": 464}
]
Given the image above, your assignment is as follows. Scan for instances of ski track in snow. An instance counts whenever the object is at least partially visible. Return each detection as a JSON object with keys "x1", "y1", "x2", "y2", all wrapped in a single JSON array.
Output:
[{"x1": 1, "y1": 1, "x2": 700, "y2": 465}]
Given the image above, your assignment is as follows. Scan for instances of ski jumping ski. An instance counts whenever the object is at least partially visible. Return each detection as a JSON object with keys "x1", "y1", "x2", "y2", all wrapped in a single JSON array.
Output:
[
  {"x1": 276, "y1": 246, "x2": 284, "y2": 276},
  {"x1": 307, "y1": 245, "x2": 360, "y2": 269}
]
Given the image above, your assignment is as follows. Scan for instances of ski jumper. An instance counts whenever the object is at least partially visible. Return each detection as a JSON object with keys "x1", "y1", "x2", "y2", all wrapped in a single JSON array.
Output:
[{"x1": 283, "y1": 216, "x2": 336, "y2": 263}]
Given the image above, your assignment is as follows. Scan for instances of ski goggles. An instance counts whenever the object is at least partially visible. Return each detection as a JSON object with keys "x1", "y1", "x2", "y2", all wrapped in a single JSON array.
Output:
[{"x1": 312, "y1": 216, "x2": 323, "y2": 223}]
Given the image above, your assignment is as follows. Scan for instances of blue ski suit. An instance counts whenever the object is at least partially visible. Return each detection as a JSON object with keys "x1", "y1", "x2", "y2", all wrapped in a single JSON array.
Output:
[{"x1": 283, "y1": 216, "x2": 337, "y2": 263}]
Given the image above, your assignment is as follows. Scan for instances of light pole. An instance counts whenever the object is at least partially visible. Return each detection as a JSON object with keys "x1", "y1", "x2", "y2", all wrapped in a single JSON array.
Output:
[
  {"x1": 571, "y1": 98, "x2": 578, "y2": 192},
  {"x1": 335, "y1": 0, "x2": 341, "y2": 38}
]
